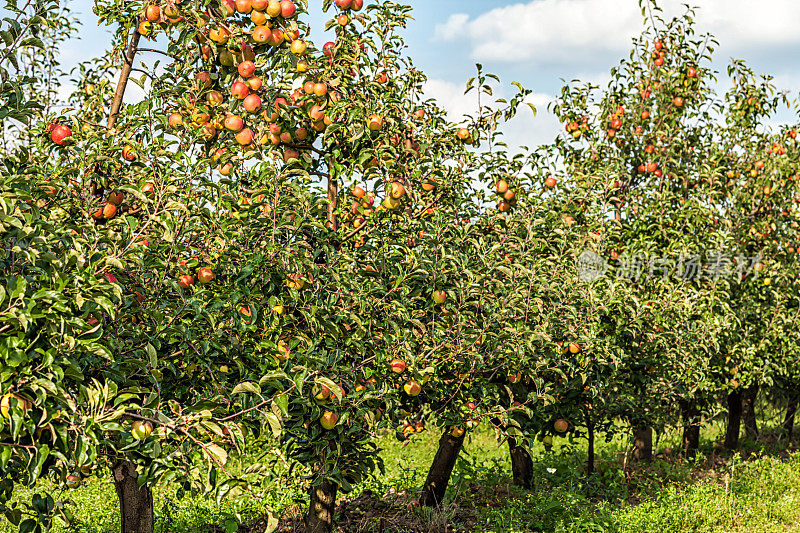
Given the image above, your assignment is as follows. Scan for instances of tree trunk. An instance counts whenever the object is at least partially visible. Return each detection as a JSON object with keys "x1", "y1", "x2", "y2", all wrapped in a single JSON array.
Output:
[
  {"x1": 632, "y1": 425, "x2": 653, "y2": 462},
  {"x1": 784, "y1": 392, "x2": 798, "y2": 440},
  {"x1": 680, "y1": 399, "x2": 701, "y2": 458},
  {"x1": 419, "y1": 428, "x2": 466, "y2": 507},
  {"x1": 508, "y1": 436, "x2": 533, "y2": 489},
  {"x1": 725, "y1": 389, "x2": 743, "y2": 450},
  {"x1": 112, "y1": 460, "x2": 153, "y2": 533},
  {"x1": 742, "y1": 385, "x2": 759, "y2": 440},
  {"x1": 305, "y1": 479, "x2": 338, "y2": 533},
  {"x1": 586, "y1": 414, "x2": 595, "y2": 476}
]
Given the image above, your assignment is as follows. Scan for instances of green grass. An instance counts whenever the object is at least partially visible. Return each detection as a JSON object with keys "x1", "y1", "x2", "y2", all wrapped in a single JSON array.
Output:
[{"x1": 3, "y1": 419, "x2": 799, "y2": 532}]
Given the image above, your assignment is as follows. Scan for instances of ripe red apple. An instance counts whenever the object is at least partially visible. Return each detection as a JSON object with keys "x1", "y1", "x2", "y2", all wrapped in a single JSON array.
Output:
[
  {"x1": 450, "y1": 426, "x2": 465, "y2": 438},
  {"x1": 309, "y1": 104, "x2": 325, "y2": 122},
  {"x1": 280, "y1": 0, "x2": 296, "y2": 17},
  {"x1": 50, "y1": 124, "x2": 72, "y2": 145},
  {"x1": 456, "y1": 128, "x2": 470, "y2": 141},
  {"x1": 376, "y1": 72, "x2": 388, "y2": 83},
  {"x1": 314, "y1": 82, "x2": 328, "y2": 97},
  {"x1": 322, "y1": 41, "x2": 335, "y2": 57},
  {"x1": 145, "y1": 4, "x2": 161, "y2": 21},
  {"x1": 235, "y1": 128, "x2": 254, "y2": 145},
  {"x1": 610, "y1": 118, "x2": 622, "y2": 130},
  {"x1": 252, "y1": 25, "x2": 270, "y2": 43},
  {"x1": 495, "y1": 180, "x2": 508, "y2": 194},
  {"x1": 238, "y1": 60, "x2": 256, "y2": 78},
  {"x1": 243, "y1": 94, "x2": 262, "y2": 113},
  {"x1": 687, "y1": 66, "x2": 697, "y2": 78},
  {"x1": 554, "y1": 419, "x2": 569, "y2": 433},
  {"x1": 352, "y1": 0, "x2": 363, "y2": 9},
  {"x1": 246, "y1": 77, "x2": 263, "y2": 91},
  {"x1": 168, "y1": 113, "x2": 183, "y2": 128},
  {"x1": 178, "y1": 274, "x2": 194, "y2": 288},
  {"x1": 433, "y1": 290, "x2": 446, "y2": 305},
  {"x1": 197, "y1": 267, "x2": 216, "y2": 284},
  {"x1": 568, "y1": 342, "x2": 580, "y2": 354},
  {"x1": 235, "y1": 0, "x2": 252, "y2": 12},
  {"x1": 66, "y1": 474, "x2": 81, "y2": 489},
  {"x1": 224, "y1": 114, "x2": 244, "y2": 132},
  {"x1": 121, "y1": 144, "x2": 137, "y2": 161},
  {"x1": 320, "y1": 410, "x2": 338, "y2": 430},
  {"x1": 335, "y1": 0, "x2": 352, "y2": 8},
  {"x1": 390, "y1": 358, "x2": 406, "y2": 373},
  {"x1": 142, "y1": 182, "x2": 155, "y2": 195},
  {"x1": 231, "y1": 81, "x2": 249, "y2": 100},
  {"x1": 545, "y1": 177, "x2": 557, "y2": 189},
  {"x1": 674, "y1": 96, "x2": 684, "y2": 107},
  {"x1": 283, "y1": 148, "x2": 300, "y2": 162},
  {"x1": 403, "y1": 380, "x2": 422, "y2": 396}
]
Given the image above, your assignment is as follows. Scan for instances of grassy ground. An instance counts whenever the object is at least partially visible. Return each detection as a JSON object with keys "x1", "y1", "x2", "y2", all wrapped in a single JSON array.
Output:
[{"x1": 3, "y1": 418, "x2": 799, "y2": 532}]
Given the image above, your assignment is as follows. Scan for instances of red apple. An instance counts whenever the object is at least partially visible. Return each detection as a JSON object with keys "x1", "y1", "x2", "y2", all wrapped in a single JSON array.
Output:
[
  {"x1": 50, "y1": 125, "x2": 72, "y2": 145},
  {"x1": 197, "y1": 267, "x2": 216, "y2": 284},
  {"x1": 224, "y1": 114, "x2": 244, "y2": 132},
  {"x1": 231, "y1": 81, "x2": 249, "y2": 99},
  {"x1": 390, "y1": 358, "x2": 406, "y2": 373},
  {"x1": 238, "y1": 60, "x2": 256, "y2": 78},
  {"x1": 280, "y1": 0, "x2": 296, "y2": 17},
  {"x1": 554, "y1": 419, "x2": 569, "y2": 433},
  {"x1": 433, "y1": 290, "x2": 446, "y2": 305},
  {"x1": 403, "y1": 380, "x2": 421, "y2": 396},
  {"x1": 320, "y1": 410, "x2": 338, "y2": 430}
]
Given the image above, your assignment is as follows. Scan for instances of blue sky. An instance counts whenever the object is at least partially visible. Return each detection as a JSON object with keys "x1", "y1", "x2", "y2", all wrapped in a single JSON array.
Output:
[{"x1": 60, "y1": 0, "x2": 800, "y2": 147}]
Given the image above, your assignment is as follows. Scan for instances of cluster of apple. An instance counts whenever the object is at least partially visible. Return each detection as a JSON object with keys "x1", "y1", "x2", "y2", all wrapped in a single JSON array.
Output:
[
  {"x1": 177, "y1": 266, "x2": 217, "y2": 288},
  {"x1": 389, "y1": 358, "x2": 422, "y2": 399},
  {"x1": 493, "y1": 179, "x2": 518, "y2": 213},
  {"x1": 564, "y1": 116, "x2": 588, "y2": 139},
  {"x1": 160, "y1": 0, "x2": 325, "y2": 173},
  {"x1": 313, "y1": 382, "x2": 346, "y2": 430}
]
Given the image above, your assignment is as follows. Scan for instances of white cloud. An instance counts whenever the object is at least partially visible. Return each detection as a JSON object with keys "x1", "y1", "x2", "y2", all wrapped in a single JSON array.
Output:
[
  {"x1": 434, "y1": 0, "x2": 800, "y2": 65},
  {"x1": 424, "y1": 78, "x2": 560, "y2": 150}
]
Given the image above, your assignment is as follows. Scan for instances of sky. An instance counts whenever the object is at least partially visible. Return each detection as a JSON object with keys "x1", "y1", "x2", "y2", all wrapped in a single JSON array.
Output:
[{"x1": 59, "y1": 0, "x2": 800, "y2": 149}]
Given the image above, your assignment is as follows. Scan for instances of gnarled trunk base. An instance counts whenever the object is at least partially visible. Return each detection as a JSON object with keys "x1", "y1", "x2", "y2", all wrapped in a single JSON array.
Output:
[
  {"x1": 632, "y1": 426, "x2": 653, "y2": 462},
  {"x1": 680, "y1": 400, "x2": 701, "y2": 458},
  {"x1": 113, "y1": 460, "x2": 154, "y2": 533},
  {"x1": 305, "y1": 479, "x2": 338, "y2": 533},
  {"x1": 419, "y1": 429, "x2": 466, "y2": 507},
  {"x1": 742, "y1": 385, "x2": 759, "y2": 440},
  {"x1": 725, "y1": 389, "x2": 742, "y2": 450},
  {"x1": 508, "y1": 436, "x2": 533, "y2": 489}
]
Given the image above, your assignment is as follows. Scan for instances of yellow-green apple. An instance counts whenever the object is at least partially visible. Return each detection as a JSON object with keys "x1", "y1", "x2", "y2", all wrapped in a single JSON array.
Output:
[
  {"x1": 403, "y1": 380, "x2": 421, "y2": 396},
  {"x1": 132, "y1": 420, "x2": 153, "y2": 440}
]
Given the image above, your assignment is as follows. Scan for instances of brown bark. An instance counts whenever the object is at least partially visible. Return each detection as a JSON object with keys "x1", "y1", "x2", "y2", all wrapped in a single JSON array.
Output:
[
  {"x1": 107, "y1": 28, "x2": 141, "y2": 129},
  {"x1": 112, "y1": 460, "x2": 154, "y2": 533},
  {"x1": 419, "y1": 429, "x2": 466, "y2": 507},
  {"x1": 742, "y1": 385, "x2": 759, "y2": 440},
  {"x1": 680, "y1": 399, "x2": 701, "y2": 458},
  {"x1": 508, "y1": 436, "x2": 533, "y2": 489},
  {"x1": 784, "y1": 392, "x2": 798, "y2": 440},
  {"x1": 724, "y1": 389, "x2": 742, "y2": 450},
  {"x1": 632, "y1": 425, "x2": 653, "y2": 462},
  {"x1": 305, "y1": 479, "x2": 338, "y2": 533}
]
